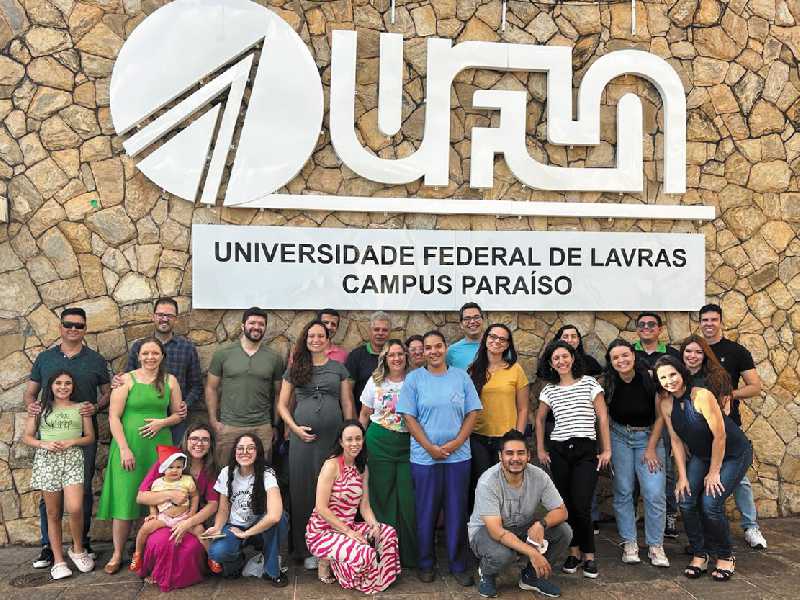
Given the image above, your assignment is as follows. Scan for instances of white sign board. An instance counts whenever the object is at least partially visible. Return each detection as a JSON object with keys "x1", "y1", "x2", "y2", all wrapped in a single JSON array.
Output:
[{"x1": 192, "y1": 225, "x2": 705, "y2": 311}]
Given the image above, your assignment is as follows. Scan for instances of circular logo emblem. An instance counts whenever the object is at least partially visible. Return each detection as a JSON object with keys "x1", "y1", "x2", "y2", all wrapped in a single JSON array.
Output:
[{"x1": 110, "y1": 0, "x2": 323, "y2": 206}]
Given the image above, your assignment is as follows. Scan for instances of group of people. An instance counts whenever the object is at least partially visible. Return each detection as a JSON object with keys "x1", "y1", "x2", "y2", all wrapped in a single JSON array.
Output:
[{"x1": 21, "y1": 297, "x2": 768, "y2": 597}]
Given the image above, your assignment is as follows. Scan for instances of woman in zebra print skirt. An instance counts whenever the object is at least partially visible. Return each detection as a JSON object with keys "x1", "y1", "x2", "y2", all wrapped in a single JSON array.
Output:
[{"x1": 306, "y1": 420, "x2": 400, "y2": 593}]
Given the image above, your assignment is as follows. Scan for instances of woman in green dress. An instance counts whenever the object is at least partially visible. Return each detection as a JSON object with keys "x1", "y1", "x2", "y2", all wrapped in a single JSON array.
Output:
[{"x1": 97, "y1": 337, "x2": 184, "y2": 574}]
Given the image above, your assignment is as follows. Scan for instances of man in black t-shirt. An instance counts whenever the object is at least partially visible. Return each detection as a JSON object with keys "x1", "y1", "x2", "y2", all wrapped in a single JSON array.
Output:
[
  {"x1": 345, "y1": 311, "x2": 391, "y2": 415},
  {"x1": 633, "y1": 312, "x2": 680, "y2": 536},
  {"x1": 700, "y1": 303, "x2": 766, "y2": 549}
]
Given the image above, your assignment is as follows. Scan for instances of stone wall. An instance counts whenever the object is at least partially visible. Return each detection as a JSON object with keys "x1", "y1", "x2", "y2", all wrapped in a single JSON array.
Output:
[{"x1": 1, "y1": 0, "x2": 800, "y2": 544}]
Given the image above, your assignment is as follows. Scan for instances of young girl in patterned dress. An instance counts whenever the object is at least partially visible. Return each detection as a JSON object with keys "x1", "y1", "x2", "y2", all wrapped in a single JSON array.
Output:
[
  {"x1": 23, "y1": 370, "x2": 95, "y2": 580},
  {"x1": 306, "y1": 420, "x2": 400, "y2": 593}
]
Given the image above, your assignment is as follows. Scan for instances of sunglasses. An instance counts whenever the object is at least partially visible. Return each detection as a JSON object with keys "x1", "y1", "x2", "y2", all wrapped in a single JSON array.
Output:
[
  {"x1": 61, "y1": 321, "x2": 86, "y2": 330},
  {"x1": 637, "y1": 321, "x2": 659, "y2": 330}
]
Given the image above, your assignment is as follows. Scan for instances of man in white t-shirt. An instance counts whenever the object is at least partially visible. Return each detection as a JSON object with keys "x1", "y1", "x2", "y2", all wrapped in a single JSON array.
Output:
[{"x1": 469, "y1": 430, "x2": 570, "y2": 598}]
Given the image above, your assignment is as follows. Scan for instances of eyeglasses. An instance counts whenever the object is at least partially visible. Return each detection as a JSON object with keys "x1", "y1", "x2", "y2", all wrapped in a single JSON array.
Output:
[
  {"x1": 487, "y1": 333, "x2": 509, "y2": 344},
  {"x1": 235, "y1": 445, "x2": 257, "y2": 454},
  {"x1": 462, "y1": 315, "x2": 482, "y2": 322},
  {"x1": 61, "y1": 321, "x2": 86, "y2": 330},
  {"x1": 155, "y1": 312, "x2": 177, "y2": 320},
  {"x1": 188, "y1": 436, "x2": 210, "y2": 444},
  {"x1": 637, "y1": 321, "x2": 659, "y2": 330}
]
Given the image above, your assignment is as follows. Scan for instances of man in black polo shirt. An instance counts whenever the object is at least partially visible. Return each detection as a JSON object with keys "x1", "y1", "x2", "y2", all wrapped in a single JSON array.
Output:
[
  {"x1": 700, "y1": 303, "x2": 767, "y2": 549},
  {"x1": 24, "y1": 307, "x2": 111, "y2": 568},
  {"x1": 633, "y1": 312, "x2": 680, "y2": 537},
  {"x1": 633, "y1": 312, "x2": 681, "y2": 369},
  {"x1": 345, "y1": 311, "x2": 391, "y2": 415}
]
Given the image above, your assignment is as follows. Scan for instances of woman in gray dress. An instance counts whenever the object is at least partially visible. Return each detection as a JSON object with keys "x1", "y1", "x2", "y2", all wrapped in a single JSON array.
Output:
[{"x1": 277, "y1": 320, "x2": 355, "y2": 568}]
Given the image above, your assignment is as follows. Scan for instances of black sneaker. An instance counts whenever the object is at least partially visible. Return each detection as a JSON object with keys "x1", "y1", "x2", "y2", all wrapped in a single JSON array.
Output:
[
  {"x1": 562, "y1": 556, "x2": 581, "y2": 574},
  {"x1": 418, "y1": 568, "x2": 436, "y2": 583},
  {"x1": 262, "y1": 572, "x2": 289, "y2": 587},
  {"x1": 452, "y1": 570, "x2": 474, "y2": 587},
  {"x1": 664, "y1": 513, "x2": 679, "y2": 539},
  {"x1": 582, "y1": 559, "x2": 599, "y2": 579},
  {"x1": 593, "y1": 521, "x2": 600, "y2": 535},
  {"x1": 520, "y1": 565, "x2": 561, "y2": 597},
  {"x1": 33, "y1": 546, "x2": 54, "y2": 569}
]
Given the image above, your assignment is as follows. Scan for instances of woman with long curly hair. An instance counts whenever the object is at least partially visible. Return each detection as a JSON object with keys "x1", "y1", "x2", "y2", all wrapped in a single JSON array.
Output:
[
  {"x1": 204, "y1": 433, "x2": 287, "y2": 585},
  {"x1": 467, "y1": 323, "x2": 529, "y2": 482},
  {"x1": 277, "y1": 320, "x2": 354, "y2": 568},
  {"x1": 679, "y1": 335, "x2": 733, "y2": 410},
  {"x1": 358, "y1": 339, "x2": 417, "y2": 567}
]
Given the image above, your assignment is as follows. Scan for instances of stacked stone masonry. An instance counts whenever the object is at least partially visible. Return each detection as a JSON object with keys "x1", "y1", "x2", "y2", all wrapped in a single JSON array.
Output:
[{"x1": 0, "y1": 0, "x2": 799, "y2": 544}]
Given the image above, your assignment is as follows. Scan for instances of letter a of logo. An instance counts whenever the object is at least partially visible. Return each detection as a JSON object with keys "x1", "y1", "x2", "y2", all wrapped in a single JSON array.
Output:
[{"x1": 110, "y1": 0, "x2": 323, "y2": 206}]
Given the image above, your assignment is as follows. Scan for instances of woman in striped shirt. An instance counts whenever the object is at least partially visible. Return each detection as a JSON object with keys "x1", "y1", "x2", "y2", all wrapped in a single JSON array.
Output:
[{"x1": 535, "y1": 340, "x2": 611, "y2": 579}]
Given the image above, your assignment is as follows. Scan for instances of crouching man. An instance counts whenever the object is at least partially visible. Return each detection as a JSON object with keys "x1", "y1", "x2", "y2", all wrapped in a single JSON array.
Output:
[{"x1": 468, "y1": 429, "x2": 570, "y2": 598}]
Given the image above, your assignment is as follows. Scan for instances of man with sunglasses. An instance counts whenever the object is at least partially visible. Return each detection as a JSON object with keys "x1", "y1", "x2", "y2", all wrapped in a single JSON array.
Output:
[
  {"x1": 24, "y1": 307, "x2": 111, "y2": 568},
  {"x1": 632, "y1": 312, "x2": 681, "y2": 539},
  {"x1": 447, "y1": 303, "x2": 484, "y2": 370},
  {"x1": 122, "y1": 297, "x2": 199, "y2": 445}
]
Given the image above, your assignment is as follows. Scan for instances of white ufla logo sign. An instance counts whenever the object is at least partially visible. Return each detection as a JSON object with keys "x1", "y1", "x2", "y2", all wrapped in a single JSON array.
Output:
[{"x1": 110, "y1": 0, "x2": 687, "y2": 209}]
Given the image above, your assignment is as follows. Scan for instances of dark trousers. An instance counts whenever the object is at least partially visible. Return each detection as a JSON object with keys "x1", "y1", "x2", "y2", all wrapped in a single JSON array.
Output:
[
  {"x1": 40, "y1": 441, "x2": 97, "y2": 547},
  {"x1": 549, "y1": 438, "x2": 598, "y2": 554},
  {"x1": 410, "y1": 460, "x2": 470, "y2": 573},
  {"x1": 680, "y1": 445, "x2": 752, "y2": 560},
  {"x1": 470, "y1": 434, "x2": 502, "y2": 483}
]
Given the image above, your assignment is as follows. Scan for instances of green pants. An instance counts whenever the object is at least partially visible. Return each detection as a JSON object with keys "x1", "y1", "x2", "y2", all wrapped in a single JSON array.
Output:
[{"x1": 366, "y1": 423, "x2": 418, "y2": 568}]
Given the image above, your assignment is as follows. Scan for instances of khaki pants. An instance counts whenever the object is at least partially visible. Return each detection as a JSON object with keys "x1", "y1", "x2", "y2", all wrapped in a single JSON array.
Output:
[{"x1": 216, "y1": 422, "x2": 273, "y2": 465}]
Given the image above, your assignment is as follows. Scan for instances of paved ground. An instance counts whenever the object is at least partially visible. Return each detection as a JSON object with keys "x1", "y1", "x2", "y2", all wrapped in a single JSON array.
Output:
[{"x1": 1, "y1": 517, "x2": 798, "y2": 599}]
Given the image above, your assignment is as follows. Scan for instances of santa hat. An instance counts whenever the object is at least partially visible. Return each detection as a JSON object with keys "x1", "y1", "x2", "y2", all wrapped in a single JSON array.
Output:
[{"x1": 156, "y1": 444, "x2": 186, "y2": 474}]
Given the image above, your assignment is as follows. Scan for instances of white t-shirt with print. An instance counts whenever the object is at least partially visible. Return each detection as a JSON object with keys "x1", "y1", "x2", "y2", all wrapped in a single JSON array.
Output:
[{"x1": 214, "y1": 466, "x2": 278, "y2": 527}]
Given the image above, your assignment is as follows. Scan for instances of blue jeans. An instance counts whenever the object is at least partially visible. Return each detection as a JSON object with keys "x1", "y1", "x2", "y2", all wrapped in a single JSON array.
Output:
[
  {"x1": 208, "y1": 513, "x2": 288, "y2": 578},
  {"x1": 611, "y1": 423, "x2": 666, "y2": 546},
  {"x1": 733, "y1": 475, "x2": 758, "y2": 530},
  {"x1": 679, "y1": 445, "x2": 753, "y2": 560},
  {"x1": 40, "y1": 441, "x2": 97, "y2": 547}
]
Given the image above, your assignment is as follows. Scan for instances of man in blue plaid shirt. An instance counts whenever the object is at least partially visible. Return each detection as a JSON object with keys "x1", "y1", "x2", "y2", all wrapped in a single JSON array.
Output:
[{"x1": 124, "y1": 297, "x2": 201, "y2": 444}]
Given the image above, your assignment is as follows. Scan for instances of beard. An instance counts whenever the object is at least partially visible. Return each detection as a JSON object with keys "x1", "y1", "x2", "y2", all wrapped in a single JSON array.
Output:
[{"x1": 243, "y1": 328, "x2": 263, "y2": 342}]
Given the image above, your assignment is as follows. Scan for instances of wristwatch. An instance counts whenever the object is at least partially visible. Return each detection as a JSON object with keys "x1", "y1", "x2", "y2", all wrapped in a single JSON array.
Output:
[{"x1": 538, "y1": 518, "x2": 548, "y2": 531}]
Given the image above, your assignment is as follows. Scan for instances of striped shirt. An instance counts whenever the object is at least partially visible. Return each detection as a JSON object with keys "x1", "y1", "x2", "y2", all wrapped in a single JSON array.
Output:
[{"x1": 540, "y1": 376, "x2": 603, "y2": 441}]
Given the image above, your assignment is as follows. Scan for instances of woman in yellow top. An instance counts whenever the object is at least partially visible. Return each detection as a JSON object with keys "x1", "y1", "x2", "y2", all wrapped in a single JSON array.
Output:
[
  {"x1": 467, "y1": 323, "x2": 529, "y2": 483},
  {"x1": 23, "y1": 369, "x2": 96, "y2": 580}
]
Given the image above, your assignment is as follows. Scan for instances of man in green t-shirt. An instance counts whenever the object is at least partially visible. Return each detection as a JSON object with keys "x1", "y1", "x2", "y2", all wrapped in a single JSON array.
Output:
[{"x1": 206, "y1": 307, "x2": 285, "y2": 463}]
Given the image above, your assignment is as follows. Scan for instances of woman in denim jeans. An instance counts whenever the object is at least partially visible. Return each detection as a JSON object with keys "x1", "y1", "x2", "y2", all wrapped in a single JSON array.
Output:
[
  {"x1": 603, "y1": 340, "x2": 669, "y2": 568},
  {"x1": 654, "y1": 356, "x2": 752, "y2": 582}
]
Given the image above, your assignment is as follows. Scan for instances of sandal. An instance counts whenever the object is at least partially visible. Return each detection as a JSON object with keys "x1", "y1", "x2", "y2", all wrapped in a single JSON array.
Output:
[
  {"x1": 712, "y1": 557, "x2": 735, "y2": 582},
  {"x1": 129, "y1": 551, "x2": 141, "y2": 572},
  {"x1": 103, "y1": 557, "x2": 122, "y2": 575},
  {"x1": 684, "y1": 554, "x2": 708, "y2": 579},
  {"x1": 318, "y1": 560, "x2": 336, "y2": 584},
  {"x1": 207, "y1": 558, "x2": 223, "y2": 574}
]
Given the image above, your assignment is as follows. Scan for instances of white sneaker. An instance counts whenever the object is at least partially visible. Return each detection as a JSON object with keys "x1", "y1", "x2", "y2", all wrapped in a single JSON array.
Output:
[
  {"x1": 303, "y1": 555, "x2": 319, "y2": 570},
  {"x1": 621, "y1": 541, "x2": 641, "y2": 564},
  {"x1": 50, "y1": 562, "x2": 73, "y2": 580},
  {"x1": 648, "y1": 545, "x2": 670, "y2": 568},
  {"x1": 67, "y1": 548, "x2": 95, "y2": 573},
  {"x1": 744, "y1": 527, "x2": 767, "y2": 549}
]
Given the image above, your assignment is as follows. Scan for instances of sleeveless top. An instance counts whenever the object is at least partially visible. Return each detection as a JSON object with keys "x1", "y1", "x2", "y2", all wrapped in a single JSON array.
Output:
[
  {"x1": 40, "y1": 405, "x2": 82, "y2": 441},
  {"x1": 670, "y1": 387, "x2": 749, "y2": 460}
]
